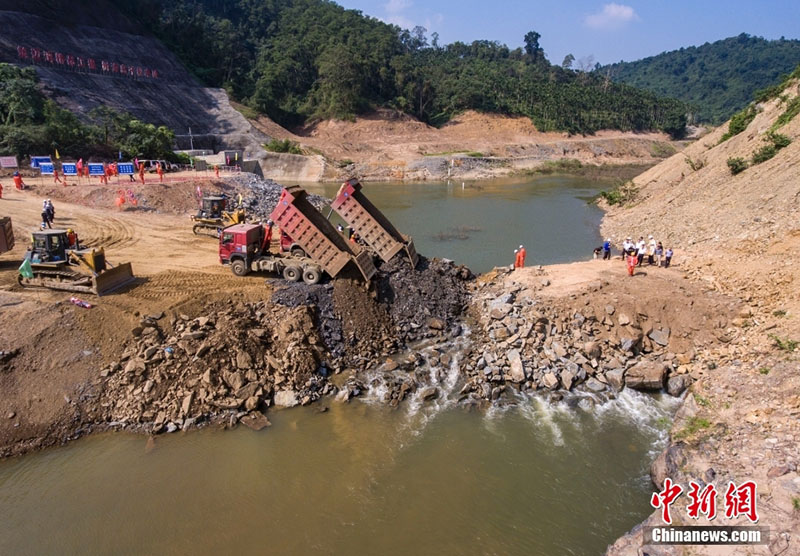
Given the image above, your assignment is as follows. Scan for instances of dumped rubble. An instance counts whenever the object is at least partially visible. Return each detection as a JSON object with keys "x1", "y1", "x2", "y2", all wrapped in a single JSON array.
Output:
[
  {"x1": 459, "y1": 267, "x2": 738, "y2": 403},
  {"x1": 227, "y1": 174, "x2": 328, "y2": 220},
  {"x1": 93, "y1": 302, "x2": 335, "y2": 433}
]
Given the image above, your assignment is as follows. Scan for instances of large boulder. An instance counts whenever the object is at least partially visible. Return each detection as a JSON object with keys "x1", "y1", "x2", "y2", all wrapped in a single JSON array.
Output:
[
  {"x1": 605, "y1": 368, "x2": 626, "y2": 391},
  {"x1": 666, "y1": 375, "x2": 691, "y2": 397},
  {"x1": 625, "y1": 360, "x2": 668, "y2": 390},
  {"x1": 506, "y1": 349, "x2": 526, "y2": 383},
  {"x1": 648, "y1": 328, "x2": 670, "y2": 347},
  {"x1": 273, "y1": 390, "x2": 299, "y2": 408}
]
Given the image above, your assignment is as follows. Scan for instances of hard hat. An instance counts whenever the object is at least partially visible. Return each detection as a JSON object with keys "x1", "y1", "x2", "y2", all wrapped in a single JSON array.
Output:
[
  {"x1": 606, "y1": 238, "x2": 611, "y2": 242},
  {"x1": 67, "y1": 228, "x2": 73, "y2": 233},
  {"x1": 649, "y1": 235, "x2": 654, "y2": 239},
  {"x1": 519, "y1": 245, "x2": 523, "y2": 249}
]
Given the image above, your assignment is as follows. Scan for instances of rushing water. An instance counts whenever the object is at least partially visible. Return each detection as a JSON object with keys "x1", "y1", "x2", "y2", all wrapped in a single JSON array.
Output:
[
  {"x1": 0, "y1": 176, "x2": 676, "y2": 555},
  {"x1": 0, "y1": 393, "x2": 677, "y2": 555},
  {"x1": 303, "y1": 177, "x2": 605, "y2": 273}
]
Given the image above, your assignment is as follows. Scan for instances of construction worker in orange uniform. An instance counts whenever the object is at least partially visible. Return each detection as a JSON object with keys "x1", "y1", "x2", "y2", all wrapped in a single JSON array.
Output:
[
  {"x1": 0, "y1": 182, "x2": 3, "y2": 198},
  {"x1": 214, "y1": 164, "x2": 220, "y2": 178},
  {"x1": 138, "y1": 163, "x2": 146, "y2": 185},
  {"x1": 13, "y1": 172, "x2": 25, "y2": 190},
  {"x1": 156, "y1": 162, "x2": 164, "y2": 183},
  {"x1": 66, "y1": 228, "x2": 77, "y2": 248},
  {"x1": 514, "y1": 244, "x2": 526, "y2": 268},
  {"x1": 626, "y1": 249, "x2": 637, "y2": 276},
  {"x1": 53, "y1": 168, "x2": 62, "y2": 184}
]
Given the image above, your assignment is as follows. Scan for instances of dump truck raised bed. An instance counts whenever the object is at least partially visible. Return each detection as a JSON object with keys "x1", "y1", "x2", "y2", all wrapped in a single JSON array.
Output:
[
  {"x1": 18, "y1": 229, "x2": 135, "y2": 295},
  {"x1": 0, "y1": 217, "x2": 13, "y2": 254},
  {"x1": 220, "y1": 223, "x2": 323, "y2": 284},
  {"x1": 331, "y1": 178, "x2": 418, "y2": 268},
  {"x1": 269, "y1": 185, "x2": 376, "y2": 282}
]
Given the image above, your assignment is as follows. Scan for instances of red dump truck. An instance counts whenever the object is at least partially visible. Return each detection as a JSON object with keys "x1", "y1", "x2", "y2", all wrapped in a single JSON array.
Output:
[
  {"x1": 269, "y1": 185, "x2": 376, "y2": 282},
  {"x1": 0, "y1": 217, "x2": 13, "y2": 255},
  {"x1": 220, "y1": 185, "x2": 378, "y2": 284},
  {"x1": 220, "y1": 222, "x2": 324, "y2": 284},
  {"x1": 331, "y1": 178, "x2": 418, "y2": 268}
]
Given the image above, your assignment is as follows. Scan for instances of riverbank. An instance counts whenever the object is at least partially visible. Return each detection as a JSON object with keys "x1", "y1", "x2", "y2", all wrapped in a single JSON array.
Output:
[
  {"x1": 250, "y1": 108, "x2": 685, "y2": 182},
  {"x1": 603, "y1": 82, "x2": 800, "y2": 555},
  {"x1": 0, "y1": 176, "x2": 733, "y2": 459}
]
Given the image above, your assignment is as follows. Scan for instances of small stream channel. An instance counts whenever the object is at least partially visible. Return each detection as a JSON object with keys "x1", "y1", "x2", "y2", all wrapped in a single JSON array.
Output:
[{"x1": 0, "y1": 176, "x2": 677, "y2": 555}]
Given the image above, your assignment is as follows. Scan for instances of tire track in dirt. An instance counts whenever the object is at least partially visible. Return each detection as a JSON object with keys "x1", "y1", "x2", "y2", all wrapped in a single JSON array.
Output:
[
  {"x1": 74, "y1": 214, "x2": 140, "y2": 250},
  {"x1": 126, "y1": 270, "x2": 269, "y2": 305}
]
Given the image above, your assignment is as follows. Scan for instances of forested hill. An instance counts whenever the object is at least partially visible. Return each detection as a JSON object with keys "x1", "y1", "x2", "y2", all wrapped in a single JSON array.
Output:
[
  {"x1": 601, "y1": 34, "x2": 800, "y2": 124},
  {"x1": 114, "y1": 0, "x2": 687, "y2": 136}
]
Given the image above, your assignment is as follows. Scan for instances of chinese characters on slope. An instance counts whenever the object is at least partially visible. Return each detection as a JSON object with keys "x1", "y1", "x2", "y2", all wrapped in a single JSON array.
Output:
[{"x1": 17, "y1": 45, "x2": 159, "y2": 79}]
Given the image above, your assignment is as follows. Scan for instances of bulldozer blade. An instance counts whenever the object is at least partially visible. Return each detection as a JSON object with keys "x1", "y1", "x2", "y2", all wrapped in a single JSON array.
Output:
[{"x1": 93, "y1": 262, "x2": 135, "y2": 295}]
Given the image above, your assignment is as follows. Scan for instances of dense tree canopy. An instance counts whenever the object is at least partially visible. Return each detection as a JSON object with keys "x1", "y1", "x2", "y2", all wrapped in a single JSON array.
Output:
[
  {"x1": 601, "y1": 34, "x2": 800, "y2": 124},
  {"x1": 118, "y1": 0, "x2": 688, "y2": 136}
]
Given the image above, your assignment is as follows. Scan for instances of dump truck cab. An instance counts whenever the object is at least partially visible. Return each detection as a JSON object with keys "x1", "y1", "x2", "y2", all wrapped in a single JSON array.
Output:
[
  {"x1": 219, "y1": 223, "x2": 263, "y2": 269},
  {"x1": 220, "y1": 222, "x2": 323, "y2": 284}
]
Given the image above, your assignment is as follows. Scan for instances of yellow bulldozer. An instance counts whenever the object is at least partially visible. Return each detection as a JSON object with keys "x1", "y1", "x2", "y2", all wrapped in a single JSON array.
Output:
[
  {"x1": 191, "y1": 195, "x2": 246, "y2": 237},
  {"x1": 18, "y1": 229, "x2": 135, "y2": 296}
]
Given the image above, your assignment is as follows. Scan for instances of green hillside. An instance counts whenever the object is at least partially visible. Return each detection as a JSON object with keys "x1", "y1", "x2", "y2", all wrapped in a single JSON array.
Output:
[
  {"x1": 601, "y1": 34, "x2": 800, "y2": 124},
  {"x1": 117, "y1": 0, "x2": 687, "y2": 136}
]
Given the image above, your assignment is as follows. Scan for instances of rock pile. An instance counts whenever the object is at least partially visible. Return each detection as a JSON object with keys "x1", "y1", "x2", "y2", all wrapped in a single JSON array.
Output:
[
  {"x1": 458, "y1": 271, "x2": 725, "y2": 404},
  {"x1": 272, "y1": 254, "x2": 473, "y2": 368},
  {"x1": 376, "y1": 256, "x2": 472, "y2": 344},
  {"x1": 227, "y1": 173, "x2": 328, "y2": 220},
  {"x1": 96, "y1": 302, "x2": 335, "y2": 433}
]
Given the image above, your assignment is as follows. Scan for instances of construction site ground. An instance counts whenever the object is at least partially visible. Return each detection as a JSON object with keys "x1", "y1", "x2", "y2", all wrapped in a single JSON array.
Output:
[
  {"x1": 0, "y1": 179, "x2": 718, "y2": 458},
  {"x1": 0, "y1": 181, "x2": 272, "y2": 455}
]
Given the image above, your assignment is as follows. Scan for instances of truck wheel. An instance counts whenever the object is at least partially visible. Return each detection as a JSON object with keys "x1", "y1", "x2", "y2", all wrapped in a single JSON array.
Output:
[
  {"x1": 291, "y1": 247, "x2": 306, "y2": 259},
  {"x1": 231, "y1": 259, "x2": 249, "y2": 276},
  {"x1": 283, "y1": 266, "x2": 301, "y2": 282},
  {"x1": 302, "y1": 267, "x2": 321, "y2": 285}
]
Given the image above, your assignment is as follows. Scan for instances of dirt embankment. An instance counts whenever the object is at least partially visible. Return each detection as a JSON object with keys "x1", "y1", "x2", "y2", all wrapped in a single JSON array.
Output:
[
  {"x1": 603, "y1": 85, "x2": 800, "y2": 554},
  {"x1": 251, "y1": 108, "x2": 682, "y2": 182}
]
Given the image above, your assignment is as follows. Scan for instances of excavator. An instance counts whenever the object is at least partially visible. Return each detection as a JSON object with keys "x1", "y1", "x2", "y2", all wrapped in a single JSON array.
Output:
[
  {"x1": 191, "y1": 195, "x2": 247, "y2": 237},
  {"x1": 17, "y1": 229, "x2": 135, "y2": 295}
]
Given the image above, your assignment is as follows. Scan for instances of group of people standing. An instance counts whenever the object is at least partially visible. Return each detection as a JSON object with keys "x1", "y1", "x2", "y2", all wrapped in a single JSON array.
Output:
[
  {"x1": 40, "y1": 199, "x2": 55, "y2": 229},
  {"x1": 597, "y1": 236, "x2": 673, "y2": 276}
]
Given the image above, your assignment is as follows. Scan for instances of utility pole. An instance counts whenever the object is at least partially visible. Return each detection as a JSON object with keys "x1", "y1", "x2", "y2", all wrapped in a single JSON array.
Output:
[{"x1": 189, "y1": 127, "x2": 194, "y2": 151}]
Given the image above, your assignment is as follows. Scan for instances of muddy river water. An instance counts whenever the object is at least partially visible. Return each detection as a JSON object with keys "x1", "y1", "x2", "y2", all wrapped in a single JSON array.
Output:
[
  {"x1": 0, "y1": 177, "x2": 675, "y2": 555},
  {"x1": 305, "y1": 176, "x2": 606, "y2": 273}
]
